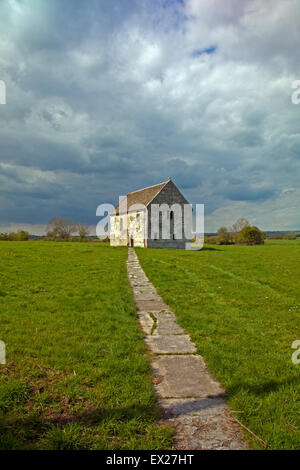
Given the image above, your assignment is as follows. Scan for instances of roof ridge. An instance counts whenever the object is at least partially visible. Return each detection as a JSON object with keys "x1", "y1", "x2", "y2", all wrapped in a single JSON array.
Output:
[
  {"x1": 127, "y1": 180, "x2": 169, "y2": 195},
  {"x1": 111, "y1": 179, "x2": 173, "y2": 215},
  {"x1": 145, "y1": 180, "x2": 170, "y2": 207}
]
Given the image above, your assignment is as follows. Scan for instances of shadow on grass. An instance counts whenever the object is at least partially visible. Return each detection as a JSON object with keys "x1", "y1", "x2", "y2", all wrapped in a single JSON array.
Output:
[
  {"x1": 182, "y1": 246, "x2": 223, "y2": 254},
  {"x1": 0, "y1": 404, "x2": 162, "y2": 449},
  {"x1": 228, "y1": 375, "x2": 299, "y2": 397},
  {"x1": 201, "y1": 246, "x2": 223, "y2": 252},
  {"x1": 1, "y1": 403, "x2": 157, "y2": 427}
]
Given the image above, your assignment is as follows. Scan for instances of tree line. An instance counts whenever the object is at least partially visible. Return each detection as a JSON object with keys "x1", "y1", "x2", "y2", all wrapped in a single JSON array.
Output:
[
  {"x1": 0, "y1": 218, "x2": 91, "y2": 242},
  {"x1": 0, "y1": 217, "x2": 266, "y2": 245},
  {"x1": 206, "y1": 218, "x2": 266, "y2": 245},
  {"x1": 0, "y1": 230, "x2": 29, "y2": 241},
  {"x1": 46, "y1": 218, "x2": 90, "y2": 240}
]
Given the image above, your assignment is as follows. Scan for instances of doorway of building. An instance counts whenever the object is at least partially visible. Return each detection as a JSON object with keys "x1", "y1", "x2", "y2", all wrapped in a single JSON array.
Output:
[{"x1": 130, "y1": 237, "x2": 134, "y2": 247}]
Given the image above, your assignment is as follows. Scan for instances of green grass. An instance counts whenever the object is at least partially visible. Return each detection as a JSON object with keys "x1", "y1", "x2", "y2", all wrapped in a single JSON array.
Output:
[
  {"x1": 0, "y1": 242, "x2": 173, "y2": 450},
  {"x1": 136, "y1": 240, "x2": 300, "y2": 450}
]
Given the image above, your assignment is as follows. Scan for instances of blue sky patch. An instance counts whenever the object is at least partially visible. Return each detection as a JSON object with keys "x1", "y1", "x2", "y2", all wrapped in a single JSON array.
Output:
[{"x1": 192, "y1": 45, "x2": 217, "y2": 57}]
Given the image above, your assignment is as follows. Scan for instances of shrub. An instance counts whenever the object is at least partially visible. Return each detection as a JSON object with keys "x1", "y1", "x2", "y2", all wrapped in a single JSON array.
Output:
[
  {"x1": 8, "y1": 232, "x2": 17, "y2": 241},
  {"x1": 231, "y1": 217, "x2": 250, "y2": 237},
  {"x1": 217, "y1": 227, "x2": 234, "y2": 245},
  {"x1": 16, "y1": 230, "x2": 29, "y2": 241},
  {"x1": 0, "y1": 231, "x2": 29, "y2": 241},
  {"x1": 204, "y1": 236, "x2": 219, "y2": 245},
  {"x1": 236, "y1": 226, "x2": 265, "y2": 245}
]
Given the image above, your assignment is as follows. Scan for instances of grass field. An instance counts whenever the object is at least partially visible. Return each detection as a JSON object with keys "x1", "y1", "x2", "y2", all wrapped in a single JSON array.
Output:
[
  {"x1": 1, "y1": 240, "x2": 299, "y2": 450},
  {"x1": 0, "y1": 242, "x2": 172, "y2": 450},
  {"x1": 136, "y1": 240, "x2": 300, "y2": 450}
]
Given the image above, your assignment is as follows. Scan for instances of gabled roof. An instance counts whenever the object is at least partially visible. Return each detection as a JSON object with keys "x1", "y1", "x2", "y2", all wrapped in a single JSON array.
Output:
[{"x1": 112, "y1": 180, "x2": 170, "y2": 215}]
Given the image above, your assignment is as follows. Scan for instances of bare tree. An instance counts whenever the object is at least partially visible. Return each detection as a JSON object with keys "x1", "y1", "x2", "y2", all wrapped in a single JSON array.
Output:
[
  {"x1": 231, "y1": 217, "x2": 250, "y2": 236},
  {"x1": 46, "y1": 218, "x2": 60, "y2": 238},
  {"x1": 46, "y1": 218, "x2": 75, "y2": 239},
  {"x1": 76, "y1": 222, "x2": 89, "y2": 239}
]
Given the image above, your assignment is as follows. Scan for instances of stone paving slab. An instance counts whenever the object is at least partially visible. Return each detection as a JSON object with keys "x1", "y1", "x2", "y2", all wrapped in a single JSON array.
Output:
[
  {"x1": 131, "y1": 278, "x2": 150, "y2": 285},
  {"x1": 159, "y1": 398, "x2": 247, "y2": 450},
  {"x1": 146, "y1": 335, "x2": 196, "y2": 354},
  {"x1": 141, "y1": 309, "x2": 171, "y2": 316},
  {"x1": 134, "y1": 293, "x2": 160, "y2": 301},
  {"x1": 138, "y1": 312, "x2": 153, "y2": 335},
  {"x1": 133, "y1": 286, "x2": 157, "y2": 292},
  {"x1": 133, "y1": 291, "x2": 158, "y2": 299},
  {"x1": 159, "y1": 397, "x2": 226, "y2": 417},
  {"x1": 129, "y1": 280, "x2": 151, "y2": 287},
  {"x1": 136, "y1": 300, "x2": 171, "y2": 312},
  {"x1": 152, "y1": 355, "x2": 224, "y2": 398},
  {"x1": 129, "y1": 273, "x2": 148, "y2": 279},
  {"x1": 153, "y1": 312, "x2": 185, "y2": 335},
  {"x1": 130, "y1": 281, "x2": 150, "y2": 288}
]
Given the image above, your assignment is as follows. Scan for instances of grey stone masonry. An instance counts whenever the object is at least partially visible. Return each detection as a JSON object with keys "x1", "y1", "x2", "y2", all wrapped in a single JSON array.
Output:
[
  {"x1": 127, "y1": 248, "x2": 248, "y2": 450},
  {"x1": 147, "y1": 179, "x2": 189, "y2": 249},
  {"x1": 110, "y1": 179, "x2": 191, "y2": 249}
]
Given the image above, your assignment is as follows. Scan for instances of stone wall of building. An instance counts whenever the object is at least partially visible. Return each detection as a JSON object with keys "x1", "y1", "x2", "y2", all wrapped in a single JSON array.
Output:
[
  {"x1": 110, "y1": 180, "x2": 190, "y2": 249},
  {"x1": 147, "y1": 239, "x2": 187, "y2": 249},
  {"x1": 110, "y1": 211, "x2": 147, "y2": 248},
  {"x1": 146, "y1": 180, "x2": 189, "y2": 250}
]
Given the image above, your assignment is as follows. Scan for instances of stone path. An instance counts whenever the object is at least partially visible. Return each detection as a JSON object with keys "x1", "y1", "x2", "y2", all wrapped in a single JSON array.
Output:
[{"x1": 127, "y1": 248, "x2": 247, "y2": 450}]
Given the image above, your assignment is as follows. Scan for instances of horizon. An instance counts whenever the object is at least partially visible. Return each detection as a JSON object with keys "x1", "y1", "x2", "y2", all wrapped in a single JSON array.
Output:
[{"x1": 1, "y1": 222, "x2": 300, "y2": 238}]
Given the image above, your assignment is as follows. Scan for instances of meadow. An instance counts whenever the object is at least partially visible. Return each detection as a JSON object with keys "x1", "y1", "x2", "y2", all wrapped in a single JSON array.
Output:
[
  {"x1": 1, "y1": 240, "x2": 299, "y2": 450},
  {"x1": 0, "y1": 242, "x2": 172, "y2": 450},
  {"x1": 136, "y1": 240, "x2": 300, "y2": 450}
]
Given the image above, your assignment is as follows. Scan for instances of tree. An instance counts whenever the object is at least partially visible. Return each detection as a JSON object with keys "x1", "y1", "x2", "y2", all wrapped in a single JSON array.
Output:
[
  {"x1": 16, "y1": 230, "x2": 29, "y2": 241},
  {"x1": 46, "y1": 218, "x2": 75, "y2": 239},
  {"x1": 217, "y1": 227, "x2": 233, "y2": 245},
  {"x1": 76, "y1": 222, "x2": 89, "y2": 240},
  {"x1": 8, "y1": 232, "x2": 17, "y2": 241},
  {"x1": 231, "y1": 217, "x2": 250, "y2": 236},
  {"x1": 0, "y1": 231, "x2": 29, "y2": 241},
  {"x1": 236, "y1": 226, "x2": 265, "y2": 245}
]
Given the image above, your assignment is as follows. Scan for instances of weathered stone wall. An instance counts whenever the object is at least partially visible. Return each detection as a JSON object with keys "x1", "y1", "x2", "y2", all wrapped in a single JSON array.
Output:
[
  {"x1": 110, "y1": 211, "x2": 146, "y2": 248},
  {"x1": 110, "y1": 180, "x2": 190, "y2": 249},
  {"x1": 147, "y1": 239, "x2": 186, "y2": 249},
  {"x1": 147, "y1": 180, "x2": 189, "y2": 250}
]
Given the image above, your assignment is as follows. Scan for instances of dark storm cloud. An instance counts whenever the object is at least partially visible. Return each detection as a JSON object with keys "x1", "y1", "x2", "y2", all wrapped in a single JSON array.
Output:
[
  {"x1": 224, "y1": 185, "x2": 277, "y2": 203},
  {"x1": 0, "y1": 0, "x2": 300, "y2": 231}
]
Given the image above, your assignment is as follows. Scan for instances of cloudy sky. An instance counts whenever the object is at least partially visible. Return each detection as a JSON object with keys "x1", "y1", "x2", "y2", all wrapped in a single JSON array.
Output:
[{"x1": 0, "y1": 0, "x2": 300, "y2": 234}]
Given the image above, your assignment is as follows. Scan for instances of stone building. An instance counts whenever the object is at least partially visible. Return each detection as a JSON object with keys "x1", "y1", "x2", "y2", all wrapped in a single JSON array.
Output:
[{"x1": 110, "y1": 178, "x2": 191, "y2": 249}]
